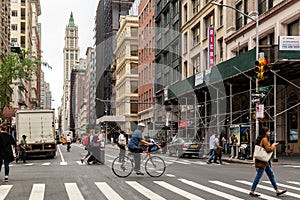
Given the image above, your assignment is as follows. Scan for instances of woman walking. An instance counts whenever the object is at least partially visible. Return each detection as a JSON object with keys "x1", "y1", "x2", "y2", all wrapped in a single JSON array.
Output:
[
  {"x1": 117, "y1": 131, "x2": 126, "y2": 162},
  {"x1": 249, "y1": 126, "x2": 287, "y2": 197},
  {"x1": 0, "y1": 122, "x2": 16, "y2": 182}
]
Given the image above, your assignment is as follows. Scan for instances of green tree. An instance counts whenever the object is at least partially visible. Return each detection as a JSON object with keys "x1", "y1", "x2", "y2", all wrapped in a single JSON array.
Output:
[{"x1": 0, "y1": 49, "x2": 50, "y2": 117}]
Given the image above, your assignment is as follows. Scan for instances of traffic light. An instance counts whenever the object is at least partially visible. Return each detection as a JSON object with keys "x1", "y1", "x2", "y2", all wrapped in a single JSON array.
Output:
[{"x1": 254, "y1": 58, "x2": 269, "y2": 81}]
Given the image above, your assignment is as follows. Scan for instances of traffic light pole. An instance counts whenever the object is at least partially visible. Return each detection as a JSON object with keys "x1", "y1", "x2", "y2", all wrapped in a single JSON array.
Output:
[{"x1": 212, "y1": 0, "x2": 260, "y2": 156}]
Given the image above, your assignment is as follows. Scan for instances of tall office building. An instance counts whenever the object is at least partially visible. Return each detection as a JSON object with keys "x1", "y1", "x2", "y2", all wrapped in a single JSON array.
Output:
[
  {"x1": 0, "y1": 0, "x2": 10, "y2": 58},
  {"x1": 61, "y1": 12, "x2": 80, "y2": 132},
  {"x1": 95, "y1": 0, "x2": 134, "y2": 119}
]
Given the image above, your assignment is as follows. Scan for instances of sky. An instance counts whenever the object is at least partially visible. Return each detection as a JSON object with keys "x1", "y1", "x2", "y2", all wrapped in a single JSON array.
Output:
[{"x1": 39, "y1": 0, "x2": 99, "y2": 109}]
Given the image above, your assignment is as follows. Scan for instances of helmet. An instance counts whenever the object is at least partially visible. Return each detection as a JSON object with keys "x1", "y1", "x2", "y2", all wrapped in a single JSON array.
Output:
[{"x1": 137, "y1": 122, "x2": 146, "y2": 127}]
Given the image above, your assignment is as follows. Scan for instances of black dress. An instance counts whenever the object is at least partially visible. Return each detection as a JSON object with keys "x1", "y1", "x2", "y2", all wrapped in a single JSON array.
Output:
[{"x1": 0, "y1": 131, "x2": 16, "y2": 163}]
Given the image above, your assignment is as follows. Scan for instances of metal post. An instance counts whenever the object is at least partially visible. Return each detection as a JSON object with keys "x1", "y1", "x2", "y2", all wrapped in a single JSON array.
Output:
[
  {"x1": 185, "y1": 97, "x2": 188, "y2": 138},
  {"x1": 273, "y1": 71, "x2": 278, "y2": 161},
  {"x1": 255, "y1": 0, "x2": 260, "y2": 140},
  {"x1": 217, "y1": 88, "x2": 220, "y2": 134},
  {"x1": 249, "y1": 79, "x2": 253, "y2": 158}
]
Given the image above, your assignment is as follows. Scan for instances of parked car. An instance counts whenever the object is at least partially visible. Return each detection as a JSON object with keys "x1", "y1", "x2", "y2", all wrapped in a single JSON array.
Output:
[{"x1": 168, "y1": 138, "x2": 202, "y2": 158}]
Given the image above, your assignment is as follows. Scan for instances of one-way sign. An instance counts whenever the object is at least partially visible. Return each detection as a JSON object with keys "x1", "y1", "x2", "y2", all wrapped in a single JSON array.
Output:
[
  {"x1": 252, "y1": 98, "x2": 260, "y2": 103},
  {"x1": 251, "y1": 93, "x2": 265, "y2": 98}
]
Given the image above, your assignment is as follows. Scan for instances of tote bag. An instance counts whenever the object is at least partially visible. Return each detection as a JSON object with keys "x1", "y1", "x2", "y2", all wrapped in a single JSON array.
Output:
[{"x1": 253, "y1": 145, "x2": 273, "y2": 162}]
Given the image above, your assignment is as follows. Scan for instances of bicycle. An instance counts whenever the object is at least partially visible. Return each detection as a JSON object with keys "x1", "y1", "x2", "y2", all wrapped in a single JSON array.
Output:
[{"x1": 112, "y1": 145, "x2": 166, "y2": 178}]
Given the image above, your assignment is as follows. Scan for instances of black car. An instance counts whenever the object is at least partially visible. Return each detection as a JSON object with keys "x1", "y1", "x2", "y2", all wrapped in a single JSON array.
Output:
[{"x1": 168, "y1": 138, "x2": 202, "y2": 158}]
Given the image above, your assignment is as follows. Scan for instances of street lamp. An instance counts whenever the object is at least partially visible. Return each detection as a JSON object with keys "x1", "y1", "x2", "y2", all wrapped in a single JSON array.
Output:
[{"x1": 211, "y1": 1, "x2": 259, "y2": 156}]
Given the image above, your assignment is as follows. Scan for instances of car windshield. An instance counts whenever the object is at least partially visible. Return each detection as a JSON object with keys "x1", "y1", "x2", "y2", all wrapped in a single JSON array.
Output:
[{"x1": 182, "y1": 138, "x2": 199, "y2": 143}]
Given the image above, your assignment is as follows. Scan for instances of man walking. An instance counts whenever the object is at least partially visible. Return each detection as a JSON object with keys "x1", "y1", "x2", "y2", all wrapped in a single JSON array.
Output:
[{"x1": 207, "y1": 132, "x2": 216, "y2": 164}]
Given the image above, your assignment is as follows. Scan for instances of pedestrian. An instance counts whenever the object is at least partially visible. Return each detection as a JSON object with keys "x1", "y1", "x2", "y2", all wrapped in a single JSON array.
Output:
[
  {"x1": 66, "y1": 134, "x2": 72, "y2": 152},
  {"x1": 206, "y1": 132, "x2": 216, "y2": 164},
  {"x1": 160, "y1": 136, "x2": 167, "y2": 154},
  {"x1": 87, "y1": 130, "x2": 103, "y2": 164},
  {"x1": 117, "y1": 130, "x2": 126, "y2": 162},
  {"x1": 128, "y1": 123, "x2": 153, "y2": 175},
  {"x1": 221, "y1": 133, "x2": 228, "y2": 154},
  {"x1": 0, "y1": 122, "x2": 17, "y2": 182},
  {"x1": 249, "y1": 126, "x2": 287, "y2": 197},
  {"x1": 81, "y1": 130, "x2": 94, "y2": 164},
  {"x1": 230, "y1": 134, "x2": 239, "y2": 158},
  {"x1": 16, "y1": 134, "x2": 27, "y2": 163},
  {"x1": 171, "y1": 133, "x2": 177, "y2": 143},
  {"x1": 213, "y1": 135, "x2": 224, "y2": 165}
]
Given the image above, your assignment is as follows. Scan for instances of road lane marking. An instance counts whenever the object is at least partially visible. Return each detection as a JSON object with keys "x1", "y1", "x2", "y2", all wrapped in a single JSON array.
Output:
[
  {"x1": 154, "y1": 181, "x2": 204, "y2": 200},
  {"x1": 64, "y1": 183, "x2": 84, "y2": 200},
  {"x1": 165, "y1": 174, "x2": 176, "y2": 177},
  {"x1": 126, "y1": 181, "x2": 166, "y2": 200},
  {"x1": 210, "y1": 180, "x2": 280, "y2": 200},
  {"x1": 57, "y1": 144, "x2": 66, "y2": 163},
  {"x1": 287, "y1": 181, "x2": 300, "y2": 186},
  {"x1": 263, "y1": 181, "x2": 300, "y2": 191},
  {"x1": 236, "y1": 180, "x2": 300, "y2": 199},
  {"x1": 178, "y1": 179, "x2": 243, "y2": 200},
  {"x1": 95, "y1": 182, "x2": 123, "y2": 200},
  {"x1": 42, "y1": 162, "x2": 51, "y2": 166},
  {"x1": 29, "y1": 184, "x2": 45, "y2": 200},
  {"x1": 0, "y1": 185, "x2": 12, "y2": 200}
]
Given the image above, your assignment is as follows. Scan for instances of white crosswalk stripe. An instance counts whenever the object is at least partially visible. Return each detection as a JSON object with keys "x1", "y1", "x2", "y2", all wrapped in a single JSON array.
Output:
[
  {"x1": 64, "y1": 183, "x2": 85, "y2": 200},
  {"x1": 3, "y1": 179, "x2": 300, "y2": 199},
  {"x1": 263, "y1": 181, "x2": 300, "y2": 191},
  {"x1": 178, "y1": 178, "x2": 244, "y2": 200},
  {"x1": 154, "y1": 181, "x2": 205, "y2": 200},
  {"x1": 236, "y1": 180, "x2": 300, "y2": 199},
  {"x1": 95, "y1": 182, "x2": 123, "y2": 200},
  {"x1": 210, "y1": 180, "x2": 280, "y2": 200},
  {"x1": 29, "y1": 184, "x2": 45, "y2": 200},
  {"x1": 0, "y1": 185, "x2": 12, "y2": 200},
  {"x1": 126, "y1": 181, "x2": 166, "y2": 200}
]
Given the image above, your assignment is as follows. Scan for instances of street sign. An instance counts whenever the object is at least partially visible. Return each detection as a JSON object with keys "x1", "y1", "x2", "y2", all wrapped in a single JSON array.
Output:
[
  {"x1": 251, "y1": 93, "x2": 266, "y2": 98},
  {"x1": 259, "y1": 86, "x2": 269, "y2": 92},
  {"x1": 252, "y1": 98, "x2": 260, "y2": 103}
]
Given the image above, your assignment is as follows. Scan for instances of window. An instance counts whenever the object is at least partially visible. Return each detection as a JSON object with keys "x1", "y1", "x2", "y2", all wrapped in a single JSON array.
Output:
[
  {"x1": 204, "y1": 13, "x2": 214, "y2": 38},
  {"x1": 192, "y1": 0, "x2": 200, "y2": 15},
  {"x1": 12, "y1": 10, "x2": 18, "y2": 17},
  {"x1": 288, "y1": 109, "x2": 298, "y2": 143},
  {"x1": 258, "y1": 0, "x2": 267, "y2": 14},
  {"x1": 236, "y1": 2, "x2": 243, "y2": 30},
  {"x1": 11, "y1": 24, "x2": 18, "y2": 31},
  {"x1": 130, "y1": 63, "x2": 138, "y2": 74},
  {"x1": 173, "y1": 1, "x2": 179, "y2": 17},
  {"x1": 164, "y1": 11, "x2": 169, "y2": 27},
  {"x1": 183, "y1": 4, "x2": 187, "y2": 23},
  {"x1": 130, "y1": 45, "x2": 138, "y2": 56},
  {"x1": 183, "y1": 33, "x2": 188, "y2": 53},
  {"x1": 11, "y1": 38, "x2": 18, "y2": 46},
  {"x1": 192, "y1": 54, "x2": 201, "y2": 74},
  {"x1": 192, "y1": 23, "x2": 200, "y2": 47},
  {"x1": 218, "y1": 38, "x2": 223, "y2": 62},
  {"x1": 131, "y1": 27, "x2": 138, "y2": 37},
  {"x1": 130, "y1": 81, "x2": 138, "y2": 93},
  {"x1": 288, "y1": 19, "x2": 299, "y2": 36}
]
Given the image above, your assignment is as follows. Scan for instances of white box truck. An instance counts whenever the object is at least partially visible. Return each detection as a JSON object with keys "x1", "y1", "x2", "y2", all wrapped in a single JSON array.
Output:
[{"x1": 15, "y1": 109, "x2": 57, "y2": 158}]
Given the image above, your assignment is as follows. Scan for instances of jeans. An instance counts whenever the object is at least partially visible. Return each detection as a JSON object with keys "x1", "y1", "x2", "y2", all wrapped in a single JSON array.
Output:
[
  {"x1": 222, "y1": 142, "x2": 228, "y2": 154},
  {"x1": 231, "y1": 145, "x2": 238, "y2": 158},
  {"x1": 251, "y1": 162, "x2": 278, "y2": 191},
  {"x1": 128, "y1": 147, "x2": 143, "y2": 171},
  {"x1": 0, "y1": 158, "x2": 10, "y2": 176},
  {"x1": 207, "y1": 149, "x2": 215, "y2": 163}
]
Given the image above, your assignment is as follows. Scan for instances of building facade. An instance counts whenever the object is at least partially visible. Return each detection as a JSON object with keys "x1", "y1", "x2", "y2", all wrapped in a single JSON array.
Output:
[
  {"x1": 0, "y1": 0, "x2": 10, "y2": 59},
  {"x1": 95, "y1": 0, "x2": 134, "y2": 120},
  {"x1": 138, "y1": 0, "x2": 156, "y2": 136},
  {"x1": 61, "y1": 12, "x2": 80, "y2": 132},
  {"x1": 114, "y1": 15, "x2": 139, "y2": 133}
]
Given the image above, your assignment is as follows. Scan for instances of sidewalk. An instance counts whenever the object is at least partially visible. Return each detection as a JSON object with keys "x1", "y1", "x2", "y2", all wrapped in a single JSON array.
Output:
[{"x1": 222, "y1": 153, "x2": 300, "y2": 165}]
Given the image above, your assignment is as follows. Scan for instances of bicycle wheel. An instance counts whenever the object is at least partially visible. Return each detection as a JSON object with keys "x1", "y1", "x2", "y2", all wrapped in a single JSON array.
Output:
[
  {"x1": 112, "y1": 156, "x2": 133, "y2": 178},
  {"x1": 145, "y1": 155, "x2": 166, "y2": 177}
]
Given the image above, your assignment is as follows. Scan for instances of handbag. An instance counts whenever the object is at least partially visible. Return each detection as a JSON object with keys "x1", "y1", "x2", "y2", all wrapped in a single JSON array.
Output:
[
  {"x1": 253, "y1": 145, "x2": 273, "y2": 162},
  {"x1": 119, "y1": 139, "x2": 126, "y2": 146}
]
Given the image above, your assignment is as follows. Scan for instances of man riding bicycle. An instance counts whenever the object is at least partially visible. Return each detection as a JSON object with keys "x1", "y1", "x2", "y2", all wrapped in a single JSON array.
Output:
[{"x1": 128, "y1": 123, "x2": 153, "y2": 175}]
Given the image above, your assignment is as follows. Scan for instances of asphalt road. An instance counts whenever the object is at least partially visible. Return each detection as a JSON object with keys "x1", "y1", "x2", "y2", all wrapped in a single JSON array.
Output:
[{"x1": 1, "y1": 143, "x2": 299, "y2": 200}]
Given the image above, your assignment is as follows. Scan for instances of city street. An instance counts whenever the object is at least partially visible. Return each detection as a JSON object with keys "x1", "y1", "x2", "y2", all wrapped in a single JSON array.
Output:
[{"x1": 1, "y1": 144, "x2": 299, "y2": 200}]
